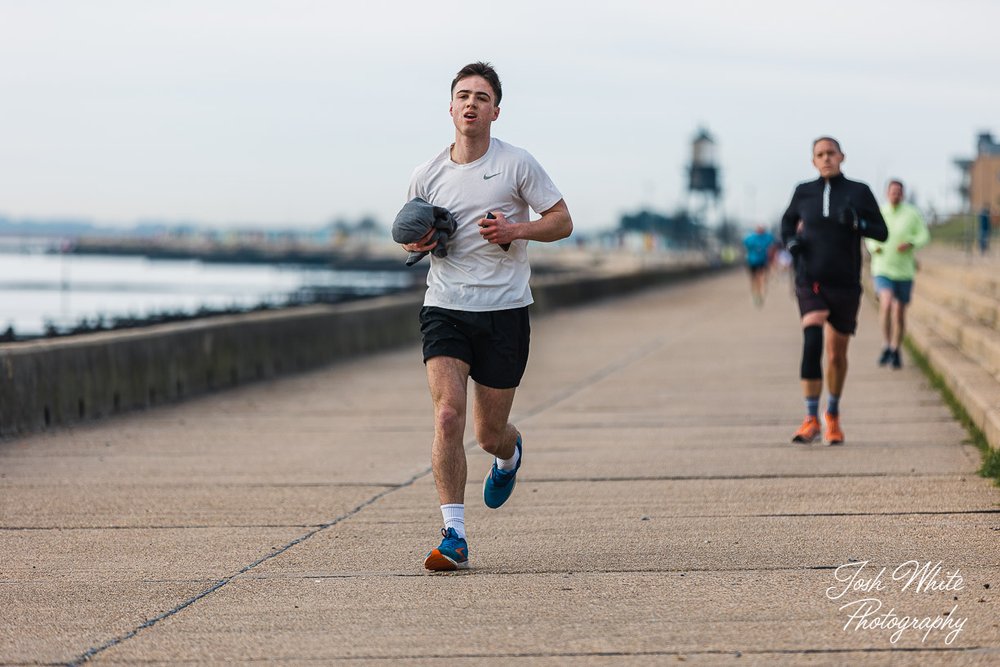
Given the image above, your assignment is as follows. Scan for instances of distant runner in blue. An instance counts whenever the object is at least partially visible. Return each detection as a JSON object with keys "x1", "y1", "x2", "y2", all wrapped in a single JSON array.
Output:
[
  {"x1": 979, "y1": 206, "x2": 991, "y2": 255},
  {"x1": 743, "y1": 224, "x2": 776, "y2": 306}
]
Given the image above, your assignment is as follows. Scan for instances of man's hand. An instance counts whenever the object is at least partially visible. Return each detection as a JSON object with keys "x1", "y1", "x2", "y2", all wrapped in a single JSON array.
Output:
[
  {"x1": 897, "y1": 242, "x2": 914, "y2": 253},
  {"x1": 786, "y1": 235, "x2": 806, "y2": 257},
  {"x1": 784, "y1": 220, "x2": 807, "y2": 257},
  {"x1": 478, "y1": 211, "x2": 518, "y2": 246},
  {"x1": 402, "y1": 228, "x2": 438, "y2": 253}
]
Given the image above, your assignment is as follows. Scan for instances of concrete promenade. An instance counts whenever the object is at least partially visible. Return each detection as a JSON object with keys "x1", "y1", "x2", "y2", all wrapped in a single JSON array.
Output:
[{"x1": 2, "y1": 269, "x2": 998, "y2": 665}]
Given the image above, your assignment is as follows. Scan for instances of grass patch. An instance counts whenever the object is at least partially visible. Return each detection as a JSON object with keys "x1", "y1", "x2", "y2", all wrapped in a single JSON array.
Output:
[
  {"x1": 928, "y1": 214, "x2": 979, "y2": 247},
  {"x1": 904, "y1": 337, "x2": 1000, "y2": 486}
]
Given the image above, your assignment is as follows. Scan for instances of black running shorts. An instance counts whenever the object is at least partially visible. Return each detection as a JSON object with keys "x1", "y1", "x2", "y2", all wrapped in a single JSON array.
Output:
[
  {"x1": 795, "y1": 282, "x2": 863, "y2": 335},
  {"x1": 419, "y1": 306, "x2": 530, "y2": 389}
]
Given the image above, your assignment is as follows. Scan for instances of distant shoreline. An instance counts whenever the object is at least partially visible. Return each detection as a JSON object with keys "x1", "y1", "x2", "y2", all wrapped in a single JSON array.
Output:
[
  {"x1": 68, "y1": 237, "x2": 415, "y2": 272},
  {"x1": 0, "y1": 249, "x2": 423, "y2": 342}
]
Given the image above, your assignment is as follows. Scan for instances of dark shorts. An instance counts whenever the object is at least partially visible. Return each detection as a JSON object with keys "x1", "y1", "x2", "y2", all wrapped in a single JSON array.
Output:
[
  {"x1": 419, "y1": 306, "x2": 530, "y2": 389},
  {"x1": 795, "y1": 282, "x2": 863, "y2": 335},
  {"x1": 747, "y1": 262, "x2": 767, "y2": 275},
  {"x1": 873, "y1": 275, "x2": 914, "y2": 305}
]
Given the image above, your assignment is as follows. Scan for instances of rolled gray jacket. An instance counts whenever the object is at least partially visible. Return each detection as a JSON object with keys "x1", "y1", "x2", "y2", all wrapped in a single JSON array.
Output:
[{"x1": 391, "y1": 197, "x2": 458, "y2": 266}]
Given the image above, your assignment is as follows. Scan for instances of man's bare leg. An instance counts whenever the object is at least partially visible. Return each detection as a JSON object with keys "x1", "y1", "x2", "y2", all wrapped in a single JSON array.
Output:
[
  {"x1": 426, "y1": 356, "x2": 471, "y2": 505},
  {"x1": 877, "y1": 288, "x2": 893, "y2": 349},
  {"x1": 423, "y1": 356, "x2": 473, "y2": 570},
  {"x1": 891, "y1": 300, "x2": 906, "y2": 350},
  {"x1": 473, "y1": 383, "x2": 518, "y2": 460},
  {"x1": 825, "y1": 323, "x2": 850, "y2": 398},
  {"x1": 822, "y1": 322, "x2": 851, "y2": 443},
  {"x1": 474, "y1": 382, "x2": 522, "y2": 508}
]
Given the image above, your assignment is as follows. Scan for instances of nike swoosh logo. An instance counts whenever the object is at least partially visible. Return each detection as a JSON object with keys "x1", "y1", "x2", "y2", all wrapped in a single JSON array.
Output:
[{"x1": 483, "y1": 172, "x2": 501, "y2": 180}]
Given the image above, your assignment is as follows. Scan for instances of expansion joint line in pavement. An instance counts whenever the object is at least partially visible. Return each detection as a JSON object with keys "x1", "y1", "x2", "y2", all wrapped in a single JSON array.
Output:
[
  {"x1": 69, "y1": 331, "x2": 676, "y2": 665},
  {"x1": 69, "y1": 482, "x2": 411, "y2": 666},
  {"x1": 187, "y1": 647, "x2": 991, "y2": 661}
]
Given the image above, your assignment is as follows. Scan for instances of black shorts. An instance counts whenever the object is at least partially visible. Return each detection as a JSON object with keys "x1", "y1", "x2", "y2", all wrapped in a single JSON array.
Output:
[
  {"x1": 419, "y1": 306, "x2": 530, "y2": 389},
  {"x1": 795, "y1": 282, "x2": 863, "y2": 335},
  {"x1": 747, "y1": 262, "x2": 767, "y2": 275}
]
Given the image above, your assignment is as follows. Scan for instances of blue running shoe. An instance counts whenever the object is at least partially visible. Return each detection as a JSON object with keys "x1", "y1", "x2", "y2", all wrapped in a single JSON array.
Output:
[
  {"x1": 483, "y1": 435, "x2": 522, "y2": 509},
  {"x1": 423, "y1": 527, "x2": 469, "y2": 571}
]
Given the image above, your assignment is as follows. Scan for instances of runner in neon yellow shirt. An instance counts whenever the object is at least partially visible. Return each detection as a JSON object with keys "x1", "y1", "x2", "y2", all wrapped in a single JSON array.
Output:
[{"x1": 864, "y1": 179, "x2": 930, "y2": 369}]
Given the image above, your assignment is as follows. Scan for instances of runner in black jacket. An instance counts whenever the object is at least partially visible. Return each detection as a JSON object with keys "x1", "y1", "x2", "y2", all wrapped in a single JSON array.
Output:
[{"x1": 781, "y1": 137, "x2": 888, "y2": 446}]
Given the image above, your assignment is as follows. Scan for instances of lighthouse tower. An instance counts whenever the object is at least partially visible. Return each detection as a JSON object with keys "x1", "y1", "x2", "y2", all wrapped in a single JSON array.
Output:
[{"x1": 686, "y1": 127, "x2": 722, "y2": 226}]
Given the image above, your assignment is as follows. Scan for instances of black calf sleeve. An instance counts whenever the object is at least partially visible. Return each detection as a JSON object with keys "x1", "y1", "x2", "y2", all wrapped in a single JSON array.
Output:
[{"x1": 801, "y1": 325, "x2": 823, "y2": 380}]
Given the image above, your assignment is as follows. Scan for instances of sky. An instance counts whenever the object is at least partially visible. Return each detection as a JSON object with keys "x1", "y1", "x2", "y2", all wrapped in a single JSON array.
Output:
[{"x1": 1, "y1": 0, "x2": 998, "y2": 234}]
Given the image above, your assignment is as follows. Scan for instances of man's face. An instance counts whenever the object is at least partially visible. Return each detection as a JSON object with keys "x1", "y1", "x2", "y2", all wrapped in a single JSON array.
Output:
[
  {"x1": 887, "y1": 182, "x2": 904, "y2": 206},
  {"x1": 812, "y1": 140, "x2": 844, "y2": 179},
  {"x1": 449, "y1": 75, "x2": 499, "y2": 136}
]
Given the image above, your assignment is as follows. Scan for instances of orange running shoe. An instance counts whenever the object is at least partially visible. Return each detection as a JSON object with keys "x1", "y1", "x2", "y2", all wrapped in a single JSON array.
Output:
[
  {"x1": 791, "y1": 416, "x2": 821, "y2": 443},
  {"x1": 824, "y1": 412, "x2": 845, "y2": 445}
]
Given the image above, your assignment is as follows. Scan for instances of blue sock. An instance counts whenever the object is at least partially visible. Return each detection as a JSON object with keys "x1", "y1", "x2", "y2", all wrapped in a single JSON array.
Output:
[
  {"x1": 827, "y1": 394, "x2": 841, "y2": 416},
  {"x1": 806, "y1": 396, "x2": 820, "y2": 418}
]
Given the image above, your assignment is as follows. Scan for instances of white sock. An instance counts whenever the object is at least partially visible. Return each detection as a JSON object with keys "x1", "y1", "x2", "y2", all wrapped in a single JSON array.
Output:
[
  {"x1": 496, "y1": 440, "x2": 520, "y2": 472},
  {"x1": 441, "y1": 503, "x2": 465, "y2": 538}
]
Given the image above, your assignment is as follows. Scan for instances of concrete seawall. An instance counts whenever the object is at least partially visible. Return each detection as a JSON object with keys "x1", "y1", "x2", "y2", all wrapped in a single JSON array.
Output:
[{"x1": 0, "y1": 259, "x2": 724, "y2": 439}]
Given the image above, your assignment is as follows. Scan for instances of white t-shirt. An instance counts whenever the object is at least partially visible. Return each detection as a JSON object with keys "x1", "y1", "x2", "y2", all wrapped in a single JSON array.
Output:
[{"x1": 407, "y1": 138, "x2": 563, "y2": 311}]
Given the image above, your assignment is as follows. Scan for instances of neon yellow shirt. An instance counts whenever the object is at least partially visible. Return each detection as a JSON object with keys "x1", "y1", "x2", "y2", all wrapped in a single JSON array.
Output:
[{"x1": 865, "y1": 202, "x2": 930, "y2": 280}]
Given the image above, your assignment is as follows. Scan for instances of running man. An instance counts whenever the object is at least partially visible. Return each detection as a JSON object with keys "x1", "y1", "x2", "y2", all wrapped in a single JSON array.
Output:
[
  {"x1": 865, "y1": 179, "x2": 930, "y2": 369},
  {"x1": 400, "y1": 62, "x2": 572, "y2": 570},
  {"x1": 742, "y1": 224, "x2": 777, "y2": 306},
  {"x1": 781, "y1": 137, "x2": 888, "y2": 445}
]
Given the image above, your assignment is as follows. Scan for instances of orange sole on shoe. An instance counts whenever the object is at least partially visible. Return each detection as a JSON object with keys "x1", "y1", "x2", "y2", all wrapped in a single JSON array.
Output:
[{"x1": 423, "y1": 549, "x2": 467, "y2": 571}]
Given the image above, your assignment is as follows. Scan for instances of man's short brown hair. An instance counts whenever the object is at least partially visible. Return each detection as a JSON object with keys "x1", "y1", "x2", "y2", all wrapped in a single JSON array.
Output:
[{"x1": 451, "y1": 62, "x2": 502, "y2": 105}]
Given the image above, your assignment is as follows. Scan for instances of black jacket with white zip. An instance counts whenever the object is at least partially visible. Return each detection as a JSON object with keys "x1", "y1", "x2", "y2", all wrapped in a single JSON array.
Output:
[{"x1": 780, "y1": 173, "x2": 888, "y2": 289}]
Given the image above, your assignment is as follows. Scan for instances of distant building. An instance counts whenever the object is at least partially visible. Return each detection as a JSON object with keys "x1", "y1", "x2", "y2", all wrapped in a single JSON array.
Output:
[{"x1": 955, "y1": 131, "x2": 1000, "y2": 217}]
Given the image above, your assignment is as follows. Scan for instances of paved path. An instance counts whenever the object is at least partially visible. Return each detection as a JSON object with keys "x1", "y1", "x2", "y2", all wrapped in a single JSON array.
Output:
[{"x1": 2, "y1": 269, "x2": 999, "y2": 665}]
